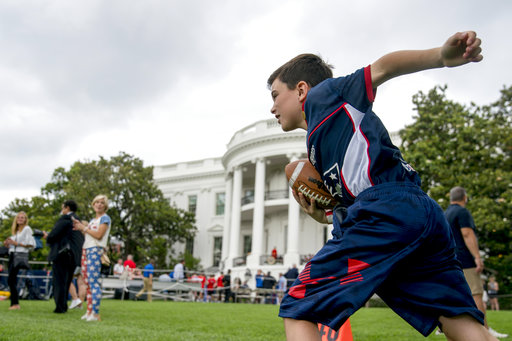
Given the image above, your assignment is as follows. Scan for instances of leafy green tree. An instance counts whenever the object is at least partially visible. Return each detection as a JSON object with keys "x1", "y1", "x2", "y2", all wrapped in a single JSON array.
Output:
[
  {"x1": 400, "y1": 85, "x2": 512, "y2": 296},
  {"x1": 1, "y1": 152, "x2": 196, "y2": 269}
]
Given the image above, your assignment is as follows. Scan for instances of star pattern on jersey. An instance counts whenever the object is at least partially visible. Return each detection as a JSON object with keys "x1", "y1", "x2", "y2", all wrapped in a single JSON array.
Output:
[{"x1": 323, "y1": 163, "x2": 344, "y2": 199}]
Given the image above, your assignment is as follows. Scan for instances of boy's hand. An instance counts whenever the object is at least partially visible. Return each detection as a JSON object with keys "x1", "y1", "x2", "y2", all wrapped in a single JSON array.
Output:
[
  {"x1": 292, "y1": 190, "x2": 328, "y2": 224},
  {"x1": 441, "y1": 31, "x2": 483, "y2": 67}
]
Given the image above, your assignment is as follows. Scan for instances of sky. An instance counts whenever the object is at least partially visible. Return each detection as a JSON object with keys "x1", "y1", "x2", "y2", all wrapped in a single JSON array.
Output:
[{"x1": 1, "y1": 0, "x2": 511, "y2": 211}]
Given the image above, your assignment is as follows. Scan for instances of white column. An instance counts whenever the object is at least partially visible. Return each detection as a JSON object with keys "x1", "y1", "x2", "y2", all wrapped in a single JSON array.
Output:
[
  {"x1": 247, "y1": 158, "x2": 266, "y2": 267},
  {"x1": 228, "y1": 166, "x2": 243, "y2": 266},
  {"x1": 221, "y1": 173, "x2": 233, "y2": 263},
  {"x1": 284, "y1": 154, "x2": 301, "y2": 267}
]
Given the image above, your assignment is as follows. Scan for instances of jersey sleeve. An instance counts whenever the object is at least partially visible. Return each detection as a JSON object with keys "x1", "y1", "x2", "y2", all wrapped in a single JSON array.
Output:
[{"x1": 330, "y1": 66, "x2": 375, "y2": 111}]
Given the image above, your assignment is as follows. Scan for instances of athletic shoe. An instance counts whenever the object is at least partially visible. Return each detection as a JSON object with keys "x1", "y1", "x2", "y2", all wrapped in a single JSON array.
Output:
[
  {"x1": 86, "y1": 314, "x2": 101, "y2": 322},
  {"x1": 434, "y1": 329, "x2": 443, "y2": 335},
  {"x1": 489, "y1": 327, "x2": 508, "y2": 338},
  {"x1": 81, "y1": 313, "x2": 91, "y2": 320},
  {"x1": 69, "y1": 299, "x2": 82, "y2": 309}
]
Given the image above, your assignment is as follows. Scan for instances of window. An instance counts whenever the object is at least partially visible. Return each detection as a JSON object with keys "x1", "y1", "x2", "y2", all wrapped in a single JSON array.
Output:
[
  {"x1": 243, "y1": 235, "x2": 252, "y2": 256},
  {"x1": 213, "y1": 236, "x2": 222, "y2": 267},
  {"x1": 185, "y1": 238, "x2": 194, "y2": 255},
  {"x1": 242, "y1": 189, "x2": 254, "y2": 205},
  {"x1": 188, "y1": 195, "x2": 197, "y2": 213},
  {"x1": 215, "y1": 192, "x2": 225, "y2": 215}
]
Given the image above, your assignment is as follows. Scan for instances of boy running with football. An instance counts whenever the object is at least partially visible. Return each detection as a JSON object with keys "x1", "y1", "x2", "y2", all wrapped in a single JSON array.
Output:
[{"x1": 268, "y1": 31, "x2": 496, "y2": 340}]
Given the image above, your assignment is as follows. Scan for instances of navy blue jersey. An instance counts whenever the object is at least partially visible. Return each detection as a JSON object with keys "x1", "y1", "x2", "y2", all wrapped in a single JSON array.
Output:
[
  {"x1": 305, "y1": 66, "x2": 420, "y2": 208},
  {"x1": 445, "y1": 204, "x2": 477, "y2": 268}
]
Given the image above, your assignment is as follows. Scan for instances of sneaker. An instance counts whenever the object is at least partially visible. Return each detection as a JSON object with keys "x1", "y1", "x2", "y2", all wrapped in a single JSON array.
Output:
[
  {"x1": 435, "y1": 329, "x2": 443, "y2": 335},
  {"x1": 81, "y1": 312, "x2": 91, "y2": 320},
  {"x1": 86, "y1": 314, "x2": 101, "y2": 322},
  {"x1": 489, "y1": 327, "x2": 508, "y2": 338},
  {"x1": 69, "y1": 299, "x2": 82, "y2": 309}
]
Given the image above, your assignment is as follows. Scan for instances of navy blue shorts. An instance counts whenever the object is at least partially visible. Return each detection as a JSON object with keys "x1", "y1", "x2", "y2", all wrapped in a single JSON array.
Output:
[{"x1": 279, "y1": 182, "x2": 484, "y2": 336}]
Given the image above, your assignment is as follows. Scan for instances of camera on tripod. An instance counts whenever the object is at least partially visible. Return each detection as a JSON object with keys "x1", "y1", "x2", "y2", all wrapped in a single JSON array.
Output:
[{"x1": 32, "y1": 229, "x2": 45, "y2": 238}]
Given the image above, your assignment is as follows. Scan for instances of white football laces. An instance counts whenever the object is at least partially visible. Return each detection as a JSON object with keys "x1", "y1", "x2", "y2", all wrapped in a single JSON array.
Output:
[{"x1": 297, "y1": 184, "x2": 332, "y2": 207}]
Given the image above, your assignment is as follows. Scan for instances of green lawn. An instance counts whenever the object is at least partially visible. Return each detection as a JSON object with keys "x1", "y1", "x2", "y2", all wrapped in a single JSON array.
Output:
[{"x1": 0, "y1": 300, "x2": 510, "y2": 340}]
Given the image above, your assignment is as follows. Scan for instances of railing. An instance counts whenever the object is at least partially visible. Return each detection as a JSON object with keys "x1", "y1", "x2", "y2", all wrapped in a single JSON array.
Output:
[
  {"x1": 242, "y1": 189, "x2": 289, "y2": 205},
  {"x1": 0, "y1": 270, "x2": 52, "y2": 299},
  {"x1": 232, "y1": 256, "x2": 247, "y2": 267},
  {"x1": 300, "y1": 254, "x2": 315, "y2": 265},
  {"x1": 259, "y1": 255, "x2": 283, "y2": 265},
  {"x1": 241, "y1": 194, "x2": 254, "y2": 205},
  {"x1": 265, "y1": 190, "x2": 289, "y2": 200}
]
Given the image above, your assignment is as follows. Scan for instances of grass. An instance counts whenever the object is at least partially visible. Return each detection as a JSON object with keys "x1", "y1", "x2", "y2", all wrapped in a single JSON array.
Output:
[{"x1": 0, "y1": 299, "x2": 510, "y2": 340}]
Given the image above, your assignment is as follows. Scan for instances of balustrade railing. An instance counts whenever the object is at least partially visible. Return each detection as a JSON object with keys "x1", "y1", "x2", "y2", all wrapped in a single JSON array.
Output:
[
  {"x1": 259, "y1": 255, "x2": 284, "y2": 265},
  {"x1": 232, "y1": 256, "x2": 247, "y2": 267},
  {"x1": 241, "y1": 189, "x2": 289, "y2": 206}
]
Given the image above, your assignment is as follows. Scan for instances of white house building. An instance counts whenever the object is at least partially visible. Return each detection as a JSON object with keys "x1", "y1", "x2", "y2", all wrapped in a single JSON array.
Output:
[{"x1": 153, "y1": 119, "x2": 401, "y2": 283}]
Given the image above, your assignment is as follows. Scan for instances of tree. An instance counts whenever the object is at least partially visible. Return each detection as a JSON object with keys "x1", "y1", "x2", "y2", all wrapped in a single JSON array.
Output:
[
  {"x1": 400, "y1": 85, "x2": 512, "y2": 295},
  {"x1": 1, "y1": 152, "x2": 197, "y2": 268}
]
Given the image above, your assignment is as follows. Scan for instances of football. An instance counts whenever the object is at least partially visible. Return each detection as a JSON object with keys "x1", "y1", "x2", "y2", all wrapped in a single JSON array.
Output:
[{"x1": 285, "y1": 159, "x2": 336, "y2": 209}]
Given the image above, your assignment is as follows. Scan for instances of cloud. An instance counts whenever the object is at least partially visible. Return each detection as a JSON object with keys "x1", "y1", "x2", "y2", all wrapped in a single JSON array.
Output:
[{"x1": 0, "y1": 0, "x2": 511, "y2": 210}]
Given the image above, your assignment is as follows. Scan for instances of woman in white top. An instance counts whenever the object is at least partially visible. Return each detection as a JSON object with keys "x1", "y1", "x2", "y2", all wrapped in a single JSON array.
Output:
[
  {"x1": 73, "y1": 194, "x2": 111, "y2": 322},
  {"x1": 3, "y1": 211, "x2": 35, "y2": 310}
]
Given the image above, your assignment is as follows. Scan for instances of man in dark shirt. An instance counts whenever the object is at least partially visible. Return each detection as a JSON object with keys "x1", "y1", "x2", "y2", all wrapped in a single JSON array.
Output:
[
  {"x1": 445, "y1": 187, "x2": 507, "y2": 338},
  {"x1": 284, "y1": 264, "x2": 299, "y2": 289},
  {"x1": 262, "y1": 271, "x2": 276, "y2": 304},
  {"x1": 222, "y1": 269, "x2": 232, "y2": 303},
  {"x1": 45, "y1": 200, "x2": 84, "y2": 313}
]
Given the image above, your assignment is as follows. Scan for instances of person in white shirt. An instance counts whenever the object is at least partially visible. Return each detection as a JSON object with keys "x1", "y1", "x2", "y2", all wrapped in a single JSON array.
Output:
[
  {"x1": 113, "y1": 259, "x2": 124, "y2": 277},
  {"x1": 277, "y1": 273, "x2": 288, "y2": 305},
  {"x1": 173, "y1": 260, "x2": 185, "y2": 281},
  {"x1": 3, "y1": 211, "x2": 35, "y2": 310},
  {"x1": 73, "y1": 194, "x2": 111, "y2": 322}
]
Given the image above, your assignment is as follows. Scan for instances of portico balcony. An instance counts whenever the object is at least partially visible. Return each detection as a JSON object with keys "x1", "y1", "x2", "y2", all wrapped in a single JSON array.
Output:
[{"x1": 241, "y1": 189, "x2": 289, "y2": 205}]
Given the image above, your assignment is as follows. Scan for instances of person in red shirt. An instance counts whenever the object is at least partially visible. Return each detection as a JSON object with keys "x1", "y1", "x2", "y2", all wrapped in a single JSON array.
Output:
[
  {"x1": 199, "y1": 274, "x2": 206, "y2": 302},
  {"x1": 216, "y1": 272, "x2": 224, "y2": 302},
  {"x1": 206, "y1": 274, "x2": 216, "y2": 302},
  {"x1": 271, "y1": 247, "x2": 277, "y2": 259},
  {"x1": 123, "y1": 254, "x2": 136, "y2": 279},
  {"x1": 123, "y1": 254, "x2": 136, "y2": 269}
]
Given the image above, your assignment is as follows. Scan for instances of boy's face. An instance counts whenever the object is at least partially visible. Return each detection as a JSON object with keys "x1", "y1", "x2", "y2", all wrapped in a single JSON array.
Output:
[{"x1": 270, "y1": 79, "x2": 307, "y2": 131}]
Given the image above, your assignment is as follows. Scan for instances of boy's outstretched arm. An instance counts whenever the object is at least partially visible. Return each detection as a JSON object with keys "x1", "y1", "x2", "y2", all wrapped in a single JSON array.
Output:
[{"x1": 371, "y1": 31, "x2": 483, "y2": 88}]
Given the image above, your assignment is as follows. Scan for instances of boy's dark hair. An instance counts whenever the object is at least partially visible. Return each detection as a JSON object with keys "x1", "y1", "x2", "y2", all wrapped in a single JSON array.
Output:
[
  {"x1": 267, "y1": 53, "x2": 334, "y2": 90},
  {"x1": 63, "y1": 200, "x2": 78, "y2": 212}
]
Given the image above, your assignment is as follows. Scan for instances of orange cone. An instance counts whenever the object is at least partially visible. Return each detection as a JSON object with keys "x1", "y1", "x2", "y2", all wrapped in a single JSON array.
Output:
[{"x1": 318, "y1": 319, "x2": 353, "y2": 341}]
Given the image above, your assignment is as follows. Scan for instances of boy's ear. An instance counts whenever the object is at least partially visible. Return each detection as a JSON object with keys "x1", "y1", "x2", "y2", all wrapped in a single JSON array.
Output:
[{"x1": 296, "y1": 81, "x2": 309, "y2": 103}]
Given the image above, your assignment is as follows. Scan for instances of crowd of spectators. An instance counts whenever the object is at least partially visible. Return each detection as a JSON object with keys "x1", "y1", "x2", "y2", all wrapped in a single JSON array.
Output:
[
  {"x1": 100, "y1": 256, "x2": 302, "y2": 305},
  {"x1": 0, "y1": 244, "x2": 302, "y2": 306}
]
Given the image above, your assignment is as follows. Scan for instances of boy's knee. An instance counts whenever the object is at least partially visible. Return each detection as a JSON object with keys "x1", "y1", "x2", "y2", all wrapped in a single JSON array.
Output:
[
  {"x1": 439, "y1": 315, "x2": 493, "y2": 341},
  {"x1": 283, "y1": 318, "x2": 321, "y2": 341}
]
